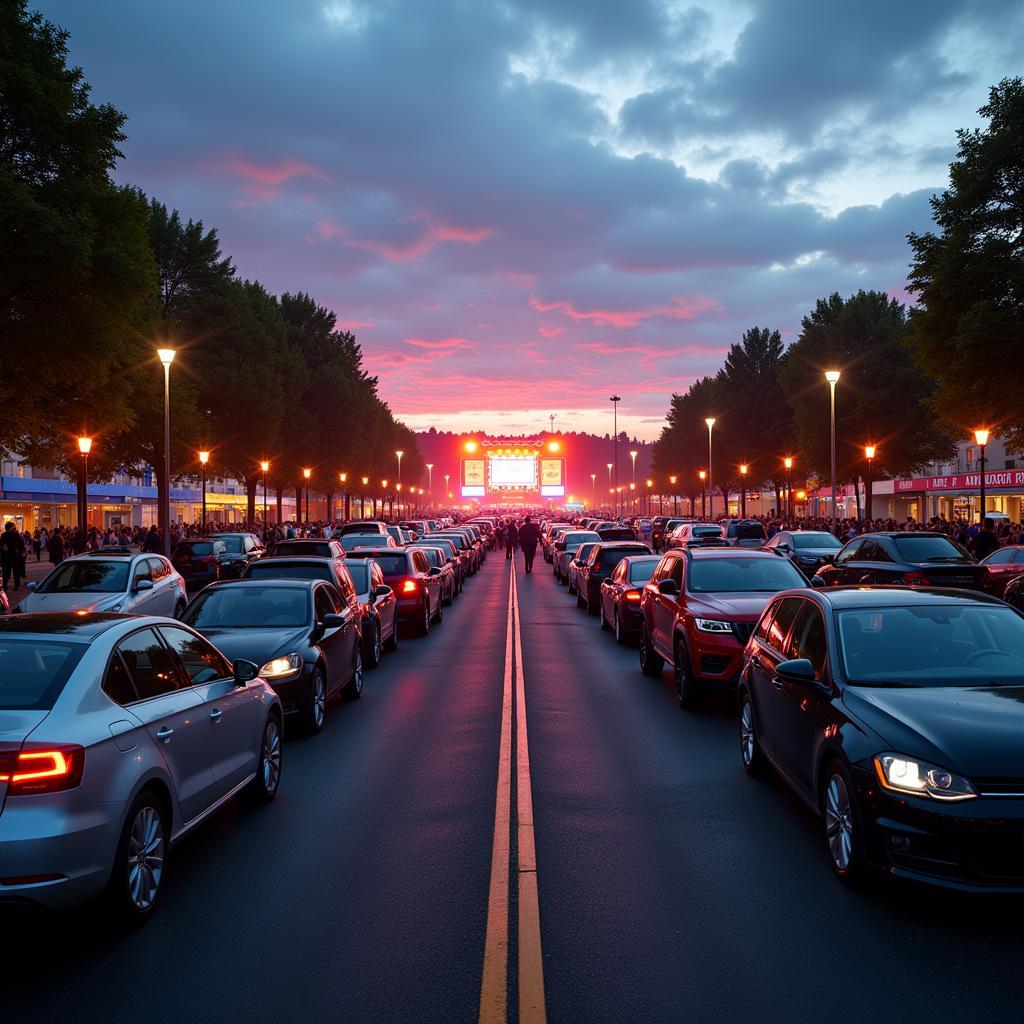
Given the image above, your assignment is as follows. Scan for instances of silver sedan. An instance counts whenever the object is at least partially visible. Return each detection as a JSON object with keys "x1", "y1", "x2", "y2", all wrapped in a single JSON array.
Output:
[{"x1": 0, "y1": 613, "x2": 281, "y2": 919}]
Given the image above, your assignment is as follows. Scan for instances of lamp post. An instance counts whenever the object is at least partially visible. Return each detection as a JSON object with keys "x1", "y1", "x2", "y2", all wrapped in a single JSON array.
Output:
[
  {"x1": 381, "y1": 480, "x2": 389, "y2": 522},
  {"x1": 360, "y1": 476, "x2": 369, "y2": 519},
  {"x1": 426, "y1": 463, "x2": 433, "y2": 500},
  {"x1": 198, "y1": 450, "x2": 209, "y2": 532},
  {"x1": 260, "y1": 461, "x2": 270, "y2": 529},
  {"x1": 739, "y1": 464, "x2": 748, "y2": 519},
  {"x1": 76, "y1": 435, "x2": 92, "y2": 533},
  {"x1": 340, "y1": 472, "x2": 348, "y2": 522},
  {"x1": 444, "y1": 474, "x2": 450, "y2": 505},
  {"x1": 864, "y1": 446, "x2": 875, "y2": 522},
  {"x1": 974, "y1": 429, "x2": 990, "y2": 522},
  {"x1": 610, "y1": 395, "x2": 621, "y2": 513},
  {"x1": 629, "y1": 481, "x2": 636, "y2": 513},
  {"x1": 646, "y1": 478, "x2": 652, "y2": 515},
  {"x1": 825, "y1": 370, "x2": 841, "y2": 520},
  {"x1": 590, "y1": 472, "x2": 596, "y2": 507},
  {"x1": 157, "y1": 347, "x2": 176, "y2": 555},
  {"x1": 670, "y1": 475, "x2": 678, "y2": 516},
  {"x1": 303, "y1": 468, "x2": 311, "y2": 523},
  {"x1": 629, "y1": 449, "x2": 638, "y2": 493},
  {"x1": 784, "y1": 457, "x2": 793, "y2": 520},
  {"x1": 705, "y1": 418, "x2": 716, "y2": 522},
  {"x1": 699, "y1": 470, "x2": 707, "y2": 520}
]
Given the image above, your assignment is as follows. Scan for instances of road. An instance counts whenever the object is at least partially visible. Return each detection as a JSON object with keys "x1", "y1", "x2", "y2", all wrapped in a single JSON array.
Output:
[{"x1": 4, "y1": 552, "x2": 1024, "y2": 1023}]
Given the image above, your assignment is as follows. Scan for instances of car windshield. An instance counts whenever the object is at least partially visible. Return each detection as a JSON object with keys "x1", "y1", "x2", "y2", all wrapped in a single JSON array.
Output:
[
  {"x1": 369, "y1": 554, "x2": 411, "y2": 576},
  {"x1": 181, "y1": 586, "x2": 310, "y2": 629},
  {"x1": 37, "y1": 560, "x2": 129, "y2": 593},
  {"x1": 565, "y1": 532, "x2": 600, "y2": 545},
  {"x1": 688, "y1": 556, "x2": 805, "y2": 593},
  {"x1": 271, "y1": 541, "x2": 333, "y2": 557},
  {"x1": 629, "y1": 560, "x2": 659, "y2": 584},
  {"x1": 245, "y1": 562, "x2": 332, "y2": 583},
  {"x1": 177, "y1": 541, "x2": 215, "y2": 556},
  {"x1": 793, "y1": 533, "x2": 842, "y2": 550},
  {"x1": 0, "y1": 639, "x2": 84, "y2": 709},
  {"x1": 732, "y1": 523, "x2": 766, "y2": 540},
  {"x1": 892, "y1": 535, "x2": 971, "y2": 562},
  {"x1": 218, "y1": 536, "x2": 245, "y2": 553},
  {"x1": 345, "y1": 562, "x2": 370, "y2": 591},
  {"x1": 838, "y1": 604, "x2": 1024, "y2": 685}
]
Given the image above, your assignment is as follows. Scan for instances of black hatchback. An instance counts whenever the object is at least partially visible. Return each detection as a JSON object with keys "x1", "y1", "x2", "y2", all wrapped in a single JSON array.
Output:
[
  {"x1": 171, "y1": 533, "x2": 264, "y2": 591},
  {"x1": 813, "y1": 532, "x2": 992, "y2": 592},
  {"x1": 738, "y1": 586, "x2": 1024, "y2": 890}
]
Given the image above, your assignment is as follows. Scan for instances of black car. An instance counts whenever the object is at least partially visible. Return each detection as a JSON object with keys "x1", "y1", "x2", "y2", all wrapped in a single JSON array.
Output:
[
  {"x1": 171, "y1": 533, "x2": 265, "y2": 590},
  {"x1": 813, "y1": 532, "x2": 992, "y2": 592},
  {"x1": 576, "y1": 542, "x2": 652, "y2": 615},
  {"x1": 179, "y1": 578, "x2": 362, "y2": 734},
  {"x1": 266, "y1": 538, "x2": 346, "y2": 560},
  {"x1": 765, "y1": 530, "x2": 843, "y2": 576},
  {"x1": 596, "y1": 526, "x2": 637, "y2": 542},
  {"x1": 738, "y1": 586, "x2": 1024, "y2": 890},
  {"x1": 719, "y1": 520, "x2": 768, "y2": 547}
]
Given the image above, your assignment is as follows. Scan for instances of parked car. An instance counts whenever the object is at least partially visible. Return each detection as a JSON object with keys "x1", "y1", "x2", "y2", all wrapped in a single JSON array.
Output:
[
  {"x1": 638, "y1": 546, "x2": 807, "y2": 709},
  {"x1": 599, "y1": 554, "x2": 661, "y2": 644},
  {"x1": 666, "y1": 522, "x2": 725, "y2": 548},
  {"x1": 553, "y1": 530, "x2": 601, "y2": 584},
  {"x1": 542, "y1": 523, "x2": 571, "y2": 562},
  {"x1": 424, "y1": 536, "x2": 467, "y2": 592},
  {"x1": 567, "y1": 542, "x2": 601, "y2": 596},
  {"x1": 340, "y1": 534, "x2": 398, "y2": 553},
  {"x1": 410, "y1": 545, "x2": 457, "y2": 606},
  {"x1": 171, "y1": 534, "x2": 264, "y2": 591},
  {"x1": 0, "y1": 612, "x2": 281, "y2": 917},
  {"x1": 813, "y1": 532, "x2": 992, "y2": 592},
  {"x1": 13, "y1": 550, "x2": 186, "y2": 618},
  {"x1": 577, "y1": 542, "x2": 653, "y2": 615},
  {"x1": 180, "y1": 579, "x2": 363, "y2": 734},
  {"x1": 980, "y1": 545, "x2": 1024, "y2": 598},
  {"x1": 652, "y1": 518, "x2": 687, "y2": 552},
  {"x1": 720, "y1": 519, "x2": 768, "y2": 547},
  {"x1": 267, "y1": 538, "x2": 346, "y2": 560},
  {"x1": 345, "y1": 557, "x2": 399, "y2": 665},
  {"x1": 596, "y1": 526, "x2": 637, "y2": 542},
  {"x1": 765, "y1": 530, "x2": 843, "y2": 576},
  {"x1": 348, "y1": 549, "x2": 442, "y2": 636},
  {"x1": 334, "y1": 521, "x2": 389, "y2": 538},
  {"x1": 738, "y1": 586, "x2": 1024, "y2": 890}
]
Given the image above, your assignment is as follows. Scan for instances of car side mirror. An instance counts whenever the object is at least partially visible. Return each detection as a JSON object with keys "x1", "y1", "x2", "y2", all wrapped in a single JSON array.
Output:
[
  {"x1": 657, "y1": 579, "x2": 678, "y2": 596},
  {"x1": 429, "y1": 566, "x2": 442, "y2": 576},
  {"x1": 26, "y1": 581, "x2": 37, "y2": 591},
  {"x1": 233, "y1": 659, "x2": 259, "y2": 686},
  {"x1": 810, "y1": 575, "x2": 827, "y2": 589},
  {"x1": 134, "y1": 578, "x2": 154, "y2": 592},
  {"x1": 777, "y1": 543, "x2": 791, "y2": 553},
  {"x1": 321, "y1": 612, "x2": 347, "y2": 628},
  {"x1": 372, "y1": 584, "x2": 392, "y2": 599},
  {"x1": 775, "y1": 658, "x2": 816, "y2": 684}
]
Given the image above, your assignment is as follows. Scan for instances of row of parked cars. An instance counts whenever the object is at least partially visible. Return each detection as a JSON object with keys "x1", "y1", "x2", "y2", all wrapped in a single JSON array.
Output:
[
  {"x1": 546, "y1": 517, "x2": 1024, "y2": 894},
  {"x1": 0, "y1": 517, "x2": 494, "y2": 920}
]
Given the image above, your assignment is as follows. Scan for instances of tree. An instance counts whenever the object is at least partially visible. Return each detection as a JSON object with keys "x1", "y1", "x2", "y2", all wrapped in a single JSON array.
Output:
[
  {"x1": 0, "y1": 1, "x2": 155, "y2": 458},
  {"x1": 651, "y1": 377, "x2": 720, "y2": 514},
  {"x1": 780, "y1": 291, "x2": 954, "y2": 492},
  {"x1": 907, "y1": 78, "x2": 1024, "y2": 450}
]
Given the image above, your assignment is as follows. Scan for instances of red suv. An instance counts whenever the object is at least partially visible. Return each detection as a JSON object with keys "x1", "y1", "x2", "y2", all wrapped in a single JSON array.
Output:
[{"x1": 638, "y1": 547, "x2": 806, "y2": 710}]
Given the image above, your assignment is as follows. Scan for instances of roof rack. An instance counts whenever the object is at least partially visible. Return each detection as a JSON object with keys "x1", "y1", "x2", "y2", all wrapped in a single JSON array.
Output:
[{"x1": 89, "y1": 546, "x2": 134, "y2": 555}]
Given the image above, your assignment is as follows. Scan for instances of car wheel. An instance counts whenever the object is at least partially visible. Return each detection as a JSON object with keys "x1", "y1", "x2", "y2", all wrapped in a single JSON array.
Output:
[
  {"x1": 674, "y1": 639, "x2": 701, "y2": 711},
  {"x1": 576, "y1": 589, "x2": 586, "y2": 609},
  {"x1": 106, "y1": 790, "x2": 167, "y2": 922},
  {"x1": 599, "y1": 599, "x2": 610, "y2": 631},
  {"x1": 418, "y1": 598, "x2": 431, "y2": 637},
  {"x1": 173, "y1": 598, "x2": 186, "y2": 619},
  {"x1": 443, "y1": 583, "x2": 453, "y2": 607},
  {"x1": 614, "y1": 608, "x2": 626, "y2": 645},
  {"x1": 249, "y1": 713, "x2": 282, "y2": 801},
  {"x1": 639, "y1": 623, "x2": 664, "y2": 677},
  {"x1": 302, "y1": 668, "x2": 327, "y2": 734},
  {"x1": 384, "y1": 617, "x2": 399, "y2": 652},
  {"x1": 342, "y1": 646, "x2": 363, "y2": 701},
  {"x1": 823, "y1": 760, "x2": 864, "y2": 885},
  {"x1": 585, "y1": 590, "x2": 598, "y2": 616},
  {"x1": 363, "y1": 621, "x2": 382, "y2": 669},
  {"x1": 739, "y1": 692, "x2": 767, "y2": 776},
  {"x1": 432, "y1": 595, "x2": 443, "y2": 624}
]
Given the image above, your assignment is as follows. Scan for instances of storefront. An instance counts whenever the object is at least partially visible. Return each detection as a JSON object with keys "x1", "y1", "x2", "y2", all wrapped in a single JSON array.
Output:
[{"x1": 894, "y1": 469, "x2": 1024, "y2": 523}]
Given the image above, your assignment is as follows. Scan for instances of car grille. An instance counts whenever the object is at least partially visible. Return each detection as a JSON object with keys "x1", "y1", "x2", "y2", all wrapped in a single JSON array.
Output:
[
  {"x1": 974, "y1": 778, "x2": 1024, "y2": 797},
  {"x1": 965, "y1": 834, "x2": 1024, "y2": 881},
  {"x1": 731, "y1": 622, "x2": 754, "y2": 644}
]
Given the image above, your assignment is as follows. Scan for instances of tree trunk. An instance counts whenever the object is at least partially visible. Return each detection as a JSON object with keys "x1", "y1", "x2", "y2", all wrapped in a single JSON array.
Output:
[
  {"x1": 245, "y1": 474, "x2": 258, "y2": 528},
  {"x1": 295, "y1": 486, "x2": 303, "y2": 523},
  {"x1": 325, "y1": 490, "x2": 334, "y2": 524},
  {"x1": 276, "y1": 486, "x2": 283, "y2": 526}
]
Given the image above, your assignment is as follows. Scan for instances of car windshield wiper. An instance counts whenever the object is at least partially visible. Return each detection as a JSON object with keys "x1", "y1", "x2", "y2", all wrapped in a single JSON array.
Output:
[{"x1": 848, "y1": 679, "x2": 920, "y2": 688}]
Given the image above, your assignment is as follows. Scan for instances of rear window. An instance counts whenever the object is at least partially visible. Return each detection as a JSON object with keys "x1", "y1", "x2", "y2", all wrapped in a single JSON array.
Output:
[
  {"x1": 341, "y1": 535, "x2": 389, "y2": 551},
  {"x1": 599, "y1": 528, "x2": 635, "y2": 541},
  {"x1": 600, "y1": 548, "x2": 638, "y2": 569},
  {"x1": 892, "y1": 535, "x2": 970, "y2": 562},
  {"x1": 177, "y1": 542, "x2": 214, "y2": 556},
  {"x1": 692, "y1": 525, "x2": 723, "y2": 537},
  {"x1": 219, "y1": 536, "x2": 244, "y2": 553},
  {"x1": 0, "y1": 640, "x2": 84, "y2": 709},
  {"x1": 793, "y1": 533, "x2": 842, "y2": 550},
  {"x1": 346, "y1": 562, "x2": 370, "y2": 591},
  {"x1": 688, "y1": 556, "x2": 806, "y2": 593},
  {"x1": 245, "y1": 562, "x2": 332, "y2": 583},
  {"x1": 271, "y1": 541, "x2": 333, "y2": 557},
  {"x1": 732, "y1": 523, "x2": 766, "y2": 540},
  {"x1": 369, "y1": 554, "x2": 411, "y2": 576}
]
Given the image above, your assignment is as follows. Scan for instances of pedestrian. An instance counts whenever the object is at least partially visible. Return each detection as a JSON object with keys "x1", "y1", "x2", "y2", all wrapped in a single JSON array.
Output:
[
  {"x1": 971, "y1": 517, "x2": 1000, "y2": 560},
  {"x1": 49, "y1": 528, "x2": 65, "y2": 565},
  {"x1": 519, "y1": 515, "x2": 542, "y2": 573},
  {"x1": 506, "y1": 519, "x2": 519, "y2": 560},
  {"x1": 1, "y1": 521, "x2": 26, "y2": 591},
  {"x1": 142, "y1": 524, "x2": 162, "y2": 553}
]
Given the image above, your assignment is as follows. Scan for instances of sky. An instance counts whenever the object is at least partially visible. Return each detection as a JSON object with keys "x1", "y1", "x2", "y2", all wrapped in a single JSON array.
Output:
[{"x1": 40, "y1": 0, "x2": 1024, "y2": 440}]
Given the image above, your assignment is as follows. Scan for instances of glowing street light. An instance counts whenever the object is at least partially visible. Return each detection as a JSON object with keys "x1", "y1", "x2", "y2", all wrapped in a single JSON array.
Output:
[
  {"x1": 974, "y1": 429, "x2": 990, "y2": 521},
  {"x1": 76, "y1": 436, "x2": 92, "y2": 531},
  {"x1": 157, "y1": 347, "x2": 176, "y2": 554},
  {"x1": 395, "y1": 449, "x2": 404, "y2": 486},
  {"x1": 784, "y1": 456, "x2": 793, "y2": 519},
  {"x1": 864, "y1": 446, "x2": 876, "y2": 521},
  {"x1": 260, "y1": 460, "x2": 270, "y2": 528},
  {"x1": 548, "y1": 440, "x2": 560, "y2": 453},
  {"x1": 426, "y1": 463, "x2": 434, "y2": 496},
  {"x1": 198, "y1": 450, "x2": 210, "y2": 531},
  {"x1": 825, "y1": 371, "x2": 841, "y2": 519},
  {"x1": 669, "y1": 474, "x2": 678, "y2": 516},
  {"x1": 699, "y1": 469, "x2": 707, "y2": 521},
  {"x1": 590, "y1": 472, "x2": 596, "y2": 506},
  {"x1": 739, "y1": 463, "x2": 748, "y2": 518},
  {"x1": 303, "y1": 467, "x2": 311, "y2": 523},
  {"x1": 705, "y1": 418, "x2": 716, "y2": 521},
  {"x1": 464, "y1": 440, "x2": 478, "y2": 453}
]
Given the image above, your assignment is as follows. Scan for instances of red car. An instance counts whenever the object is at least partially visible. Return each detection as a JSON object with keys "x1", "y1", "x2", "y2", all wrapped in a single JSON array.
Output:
[
  {"x1": 980, "y1": 545, "x2": 1024, "y2": 597},
  {"x1": 638, "y1": 547, "x2": 806, "y2": 710}
]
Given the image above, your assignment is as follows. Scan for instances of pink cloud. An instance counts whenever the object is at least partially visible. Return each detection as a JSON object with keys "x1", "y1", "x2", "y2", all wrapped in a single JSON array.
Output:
[
  {"x1": 405, "y1": 337, "x2": 474, "y2": 350},
  {"x1": 530, "y1": 294, "x2": 721, "y2": 328},
  {"x1": 205, "y1": 152, "x2": 332, "y2": 204},
  {"x1": 311, "y1": 212, "x2": 493, "y2": 262},
  {"x1": 336, "y1": 319, "x2": 376, "y2": 330},
  {"x1": 577, "y1": 341, "x2": 727, "y2": 372},
  {"x1": 537, "y1": 324, "x2": 566, "y2": 338}
]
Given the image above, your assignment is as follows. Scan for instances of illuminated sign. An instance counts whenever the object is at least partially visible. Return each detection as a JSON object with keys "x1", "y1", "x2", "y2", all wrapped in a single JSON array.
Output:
[
  {"x1": 541, "y1": 485, "x2": 565, "y2": 497},
  {"x1": 488, "y1": 455, "x2": 538, "y2": 489},
  {"x1": 463, "y1": 459, "x2": 486, "y2": 486},
  {"x1": 540, "y1": 459, "x2": 563, "y2": 486},
  {"x1": 462, "y1": 485, "x2": 485, "y2": 497}
]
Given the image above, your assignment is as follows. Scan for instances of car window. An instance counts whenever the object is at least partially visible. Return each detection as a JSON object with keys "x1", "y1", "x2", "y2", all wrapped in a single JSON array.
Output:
[
  {"x1": 835, "y1": 539, "x2": 862, "y2": 565},
  {"x1": 315, "y1": 586, "x2": 338, "y2": 621},
  {"x1": 668, "y1": 557, "x2": 684, "y2": 588},
  {"x1": 244, "y1": 536, "x2": 256, "y2": 553},
  {"x1": 132, "y1": 559, "x2": 152, "y2": 585},
  {"x1": 629, "y1": 560, "x2": 658, "y2": 585},
  {"x1": 336, "y1": 567, "x2": 356, "y2": 602},
  {"x1": 786, "y1": 603, "x2": 828, "y2": 679},
  {"x1": 116, "y1": 628, "x2": 182, "y2": 700},
  {"x1": 765, "y1": 597, "x2": 802, "y2": 652},
  {"x1": 148, "y1": 556, "x2": 168, "y2": 580},
  {"x1": 892, "y1": 535, "x2": 971, "y2": 562},
  {"x1": 102, "y1": 652, "x2": 137, "y2": 706},
  {"x1": 38, "y1": 559, "x2": 129, "y2": 593},
  {"x1": 612, "y1": 562, "x2": 626, "y2": 582},
  {"x1": 182, "y1": 586, "x2": 310, "y2": 629},
  {"x1": 0, "y1": 640, "x2": 85, "y2": 710},
  {"x1": 159, "y1": 625, "x2": 232, "y2": 684},
  {"x1": 985, "y1": 548, "x2": 1016, "y2": 565},
  {"x1": 755, "y1": 602, "x2": 778, "y2": 643}
]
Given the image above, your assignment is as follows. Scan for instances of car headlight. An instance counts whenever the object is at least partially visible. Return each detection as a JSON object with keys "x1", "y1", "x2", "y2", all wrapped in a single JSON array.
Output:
[
  {"x1": 874, "y1": 753, "x2": 976, "y2": 802},
  {"x1": 694, "y1": 617, "x2": 733, "y2": 634},
  {"x1": 259, "y1": 653, "x2": 302, "y2": 679}
]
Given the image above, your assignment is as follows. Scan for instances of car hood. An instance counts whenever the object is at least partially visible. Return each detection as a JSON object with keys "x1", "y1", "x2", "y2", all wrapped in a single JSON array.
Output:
[
  {"x1": 20, "y1": 592, "x2": 125, "y2": 613},
  {"x1": 842, "y1": 684, "x2": 1024, "y2": 778},
  {"x1": 686, "y1": 592, "x2": 775, "y2": 620},
  {"x1": 193, "y1": 626, "x2": 309, "y2": 665}
]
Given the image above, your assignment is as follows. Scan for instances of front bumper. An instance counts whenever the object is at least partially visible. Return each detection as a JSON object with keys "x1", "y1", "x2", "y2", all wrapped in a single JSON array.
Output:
[{"x1": 687, "y1": 629, "x2": 744, "y2": 684}]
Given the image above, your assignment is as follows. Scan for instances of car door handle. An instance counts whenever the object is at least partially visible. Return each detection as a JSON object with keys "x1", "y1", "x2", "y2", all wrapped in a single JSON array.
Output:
[
  {"x1": 209, "y1": 709, "x2": 222, "y2": 722},
  {"x1": 772, "y1": 677, "x2": 783, "y2": 691},
  {"x1": 156, "y1": 726, "x2": 174, "y2": 742},
  {"x1": 750, "y1": 654, "x2": 763, "y2": 669}
]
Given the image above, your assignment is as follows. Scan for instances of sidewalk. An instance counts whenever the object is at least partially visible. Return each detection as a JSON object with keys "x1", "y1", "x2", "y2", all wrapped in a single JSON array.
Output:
[{"x1": 4, "y1": 554, "x2": 61, "y2": 611}]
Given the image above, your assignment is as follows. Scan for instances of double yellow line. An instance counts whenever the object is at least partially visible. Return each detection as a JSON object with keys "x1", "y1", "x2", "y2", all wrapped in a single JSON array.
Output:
[{"x1": 479, "y1": 563, "x2": 547, "y2": 1024}]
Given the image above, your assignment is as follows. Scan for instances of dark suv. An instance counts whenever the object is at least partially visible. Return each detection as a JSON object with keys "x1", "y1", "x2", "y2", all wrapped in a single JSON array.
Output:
[
  {"x1": 812, "y1": 532, "x2": 992, "y2": 592},
  {"x1": 576, "y1": 542, "x2": 652, "y2": 614},
  {"x1": 720, "y1": 519, "x2": 768, "y2": 547},
  {"x1": 171, "y1": 532, "x2": 264, "y2": 591},
  {"x1": 638, "y1": 547, "x2": 806, "y2": 709}
]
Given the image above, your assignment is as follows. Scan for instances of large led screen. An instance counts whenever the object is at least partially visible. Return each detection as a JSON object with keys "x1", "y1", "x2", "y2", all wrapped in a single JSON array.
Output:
[{"x1": 488, "y1": 455, "x2": 538, "y2": 488}]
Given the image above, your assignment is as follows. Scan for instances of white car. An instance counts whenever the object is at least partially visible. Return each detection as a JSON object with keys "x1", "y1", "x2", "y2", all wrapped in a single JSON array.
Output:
[{"x1": 13, "y1": 549, "x2": 187, "y2": 618}]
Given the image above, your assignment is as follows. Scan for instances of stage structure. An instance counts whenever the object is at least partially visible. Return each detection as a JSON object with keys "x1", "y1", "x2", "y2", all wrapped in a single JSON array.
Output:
[{"x1": 460, "y1": 436, "x2": 565, "y2": 503}]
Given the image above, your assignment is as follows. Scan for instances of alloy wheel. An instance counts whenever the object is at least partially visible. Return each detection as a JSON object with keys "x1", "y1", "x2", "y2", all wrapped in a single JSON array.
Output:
[
  {"x1": 825, "y1": 773, "x2": 854, "y2": 872},
  {"x1": 313, "y1": 674, "x2": 326, "y2": 727},
  {"x1": 740, "y1": 700, "x2": 755, "y2": 767},
  {"x1": 261, "y1": 717, "x2": 281, "y2": 792},
  {"x1": 127, "y1": 806, "x2": 164, "y2": 911},
  {"x1": 614, "y1": 609, "x2": 622, "y2": 643}
]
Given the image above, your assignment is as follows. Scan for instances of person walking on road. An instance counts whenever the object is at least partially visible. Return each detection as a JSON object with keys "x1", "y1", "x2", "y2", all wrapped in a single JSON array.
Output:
[
  {"x1": 1, "y1": 521, "x2": 26, "y2": 592},
  {"x1": 142, "y1": 525, "x2": 162, "y2": 553},
  {"x1": 518, "y1": 515, "x2": 542, "y2": 574},
  {"x1": 505, "y1": 519, "x2": 519, "y2": 560}
]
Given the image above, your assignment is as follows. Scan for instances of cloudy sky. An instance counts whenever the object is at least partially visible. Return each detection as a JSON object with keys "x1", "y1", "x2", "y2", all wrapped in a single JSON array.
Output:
[{"x1": 42, "y1": 0, "x2": 1023, "y2": 439}]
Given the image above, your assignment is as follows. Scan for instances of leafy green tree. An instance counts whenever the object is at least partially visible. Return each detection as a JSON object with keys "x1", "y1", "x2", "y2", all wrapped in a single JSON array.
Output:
[
  {"x1": 908, "y1": 78, "x2": 1024, "y2": 450},
  {"x1": 651, "y1": 377, "x2": 720, "y2": 514},
  {"x1": 780, "y1": 291, "x2": 954, "y2": 499}
]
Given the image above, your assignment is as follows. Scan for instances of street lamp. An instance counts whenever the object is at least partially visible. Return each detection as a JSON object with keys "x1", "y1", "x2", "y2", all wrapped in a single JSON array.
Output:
[
  {"x1": 361, "y1": 475, "x2": 370, "y2": 518},
  {"x1": 395, "y1": 449, "x2": 404, "y2": 486},
  {"x1": 260, "y1": 460, "x2": 270, "y2": 529},
  {"x1": 864, "y1": 446, "x2": 876, "y2": 521},
  {"x1": 157, "y1": 347, "x2": 176, "y2": 554},
  {"x1": 590, "y1": 472, "x2": 596, "y2": 506},
  {"x1": 705, "y1": 418, "x2": 716, "y2": 522},
  {"x1": 426, "y1": 463, "x2": 433, "y2": 498},
  {"x1": 739, "y1": 464, "x2": 748, "y2": 519},
  {"x1": 610, "y1": 395, "x2": 621, "y2": 513},
  {"x1": 974, "y1": 429, "x2": 990, "y2": 522},
  {"x1": 339, "y1": 471, "x2": 348, "y2": 522},
  {"x1": 645, "y1": 478, "x2": 652, "y2": 515},
  {"x1": 629, "y1": 449, "x2": 638, "y2": 491},
  {"x1": 784, "y1": 457, "x2": 793, "y2": 519},
  {"x1": 77, "y1": 435, "x2": 92, "y2": 533},
  {"x1": 825, "y1": 370, "x2": 841, "y2": 520},
  {"x1": 670, "y1": 474, "x2": 678, "y2": 516},
  {"x1": 699, "y1": 470, "x2": 707, "y2": 520},
  {"x1": 444, "y1": 473, "x2": 450, "y2": 504},
  {"x1": 198, "y1": 450, "x2": 210, "y2": 532},
  {"x1": 303, "y1": 467, "x2": 311, "y2": 523}
]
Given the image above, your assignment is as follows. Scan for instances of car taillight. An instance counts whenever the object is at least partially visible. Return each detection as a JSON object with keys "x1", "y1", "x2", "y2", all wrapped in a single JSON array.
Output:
[
  {"x1": 402, "y1": 579, "x2": 420, "y2": 593},
  {"x1": 0, "y1": 745, "x2": 85, "y2": 795},
  {"x1": 902, "y1": 571, "x2": 929, "y2": 586},
  {"x1": 625, "y1": 590, "x2": 641, "y2": 602}
]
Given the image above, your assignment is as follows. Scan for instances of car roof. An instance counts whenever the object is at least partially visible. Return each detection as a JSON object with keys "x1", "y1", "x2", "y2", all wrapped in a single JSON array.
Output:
[
  {"x1": 74, "y1": 550, "x2": 138, "y2": 561},
  {"x1": 247, "y1": 556, "x2": 337, "y2": 566},
  {"x1": 808, "y1": 585, "x2": 1006, "y2": 608},
  {"x1": 0, "y1": 612, "x2": 128, "y2": 640},
  {"x1": 683, "y1": 546, "x2": 776, "y2": 558},
  {"x1": 203, "y1": 578, "x2": 322, "y2": 591}
]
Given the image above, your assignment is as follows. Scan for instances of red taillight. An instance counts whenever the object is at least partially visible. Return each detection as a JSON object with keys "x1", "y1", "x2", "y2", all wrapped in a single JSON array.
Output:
[
  {"x1": 402, "y1": 579, "x2": 420, "y2": 593},
  {"x1": 625, "y1": 590, "x2": 641, "y2": 602},
  {"x1": 902, "y1": 571, "x2": 929, "y2": 586},
  {"x1": 0, "y1": 745, "x2": 85, "y2": 795}
]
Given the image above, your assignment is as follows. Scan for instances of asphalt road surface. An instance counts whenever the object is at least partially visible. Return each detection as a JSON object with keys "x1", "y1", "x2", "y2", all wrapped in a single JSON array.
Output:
[{"x1": 4, "y1": 553, "x2": 1024, "y2": 1024}]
